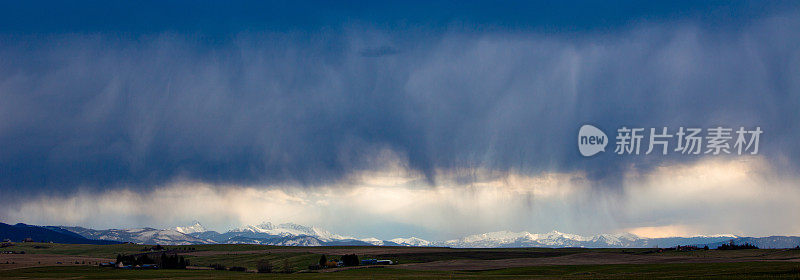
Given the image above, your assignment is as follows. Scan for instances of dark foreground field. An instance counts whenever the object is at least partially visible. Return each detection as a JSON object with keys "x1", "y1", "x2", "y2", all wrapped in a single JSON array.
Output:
[{"x1": 1, "y1": 243, "x2": 800, "y2": 279}]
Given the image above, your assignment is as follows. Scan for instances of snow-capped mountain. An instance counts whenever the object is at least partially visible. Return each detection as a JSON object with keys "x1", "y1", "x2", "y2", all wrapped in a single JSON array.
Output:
[
  {"x1": 181, "y1": 222, "x2": 436, "y2": 247},
  {"x1": 185, "y1": 222, "x2": 374, "y2": 246},
  {"x1": 438, "y1": 230, "x2": 731, "y2": 248},
  {"x1": 62, "y1": 226, "x2": 213, "y2": 245},
  {"x1": 356, "y1": 236, "x2": 433, "y2": 246},
  {"x1": 357, "y1": 237, "x2": 387, "y2": 246},
  {"x1": 229, "y1": 222, "x2": 348, "y2": 242},
  {"x1": 390, "y1": 237, "x2": 432, "y2": 247},
  {"x1": 174, "y1": 220, "x2": 207, "y2": 234},
  {"x1": 54, "y1": 221, "x2": 797, "y2": 249},
  {"x1": 224, "y1": 235, "x2": 326, "y2": 246},
  {"x1": 440, "y1": 230, "x2": 595, "y2": 248}
]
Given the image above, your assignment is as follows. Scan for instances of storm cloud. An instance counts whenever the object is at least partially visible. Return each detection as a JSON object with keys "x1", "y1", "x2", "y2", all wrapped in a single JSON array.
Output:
[{"x1": 1, "y1": 3, "x2": 799, "y2": 197}]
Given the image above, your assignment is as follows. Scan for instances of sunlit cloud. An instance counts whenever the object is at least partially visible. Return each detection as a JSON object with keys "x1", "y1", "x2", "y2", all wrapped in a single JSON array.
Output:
[
  {"x1": 3, "y1": 155, "x2": 798, "y2": 240},
  {"x1": 625, "y1": 225, "x2": 697, "y2": 239}
]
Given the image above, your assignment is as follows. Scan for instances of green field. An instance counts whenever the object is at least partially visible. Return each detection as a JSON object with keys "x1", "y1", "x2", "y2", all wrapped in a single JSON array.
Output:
[
  {"x1": 3, "y1": 263, "x2": 800, "y2": 279},
  {"x1": 2, "y1": 243, "x2": 800, "y2": 279}
]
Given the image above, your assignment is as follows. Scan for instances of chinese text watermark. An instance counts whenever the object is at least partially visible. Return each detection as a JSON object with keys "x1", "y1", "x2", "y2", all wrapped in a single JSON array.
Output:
[{"x1": 579, "y1": 125, "x2": 762, "y2": 157}]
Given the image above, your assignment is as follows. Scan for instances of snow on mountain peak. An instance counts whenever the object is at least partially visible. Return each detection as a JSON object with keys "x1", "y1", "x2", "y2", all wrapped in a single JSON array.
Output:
[
  {"x1": 64, "y1": 221, "x2": 773, "y2": 248},
  {"x1": 230, "y1": 222, "x2": 275, "y2": 233},
  {"x1": 359, "y1": 237, "x2": 385, "y2": 246},
  {"x1": 459, "y1": 231, "x2": 529, "y2": 243},
  {"x1": 389, "y1": 237, "x2": 432, "y2": 246},
  {"x1": 256, "y1": 222, "x2": 275, "y2": 230},
  {"x1": 443, "y1": 230, "x2": 643, "y2": 248},
  {"x1": 174, "y1": 220, "x2": 207, "y2": 234},
  {"x1": 228, "y1": 222, "x2": 348, "y2": 241},
  {"x1": 177, "y1": 221, "x2": 648, "y2": 248}
]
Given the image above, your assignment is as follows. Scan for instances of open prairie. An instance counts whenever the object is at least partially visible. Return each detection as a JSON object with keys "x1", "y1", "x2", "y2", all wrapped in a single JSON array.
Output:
[{"x1": 2, "y1": 243, "x2": 800, "y2": 279}]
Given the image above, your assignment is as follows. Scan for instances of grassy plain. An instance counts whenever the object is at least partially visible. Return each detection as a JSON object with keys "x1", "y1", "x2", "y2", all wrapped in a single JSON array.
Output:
[{"x1": 1, "y1": 243, "x2": 799, "y2": 279}]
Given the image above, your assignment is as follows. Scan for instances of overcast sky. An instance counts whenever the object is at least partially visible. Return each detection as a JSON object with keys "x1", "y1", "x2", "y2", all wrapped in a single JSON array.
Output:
[{"x1": 1, "y1": 1, "x2": 799, "y2": 240}]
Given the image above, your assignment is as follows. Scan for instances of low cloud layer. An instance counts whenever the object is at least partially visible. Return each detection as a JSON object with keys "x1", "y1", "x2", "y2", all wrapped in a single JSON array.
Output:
[{"x1": 3, "y1": 156, "x2": 798, "y2": 240}]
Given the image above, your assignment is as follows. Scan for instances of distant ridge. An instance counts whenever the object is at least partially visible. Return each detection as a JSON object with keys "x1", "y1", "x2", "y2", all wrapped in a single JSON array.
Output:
[
  {"x1": 17, "y1": 221, "x2": 799, "y2": 249},
  {"x1": 60, "y1": 226, "x2": 212, "y2": 245},
  {"x1": 0, "y1": 222, "x2": 120, "y2": 244}
]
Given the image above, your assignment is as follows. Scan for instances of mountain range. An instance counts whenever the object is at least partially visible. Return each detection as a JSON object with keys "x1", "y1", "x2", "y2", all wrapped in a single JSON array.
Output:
[
  {"x1": 4, "y1": 221, "x2": 799, "y2": 249},
  {"x1": 0, "y1": 222, "x2": 119, "y2": 245},
  {"x1": 60, "y1": 226, "x2": 210, "y2": 245}
]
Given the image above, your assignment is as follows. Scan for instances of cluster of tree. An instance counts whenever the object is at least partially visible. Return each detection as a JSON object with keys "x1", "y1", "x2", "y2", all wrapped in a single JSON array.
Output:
[
  {"x1": 308, "y1": 254, "x2": 360, "y2": 270},
  {"x1": 208, "y1": 258, "x2": 290, "y2": 273},
  {"x1": 152, "y1": 246, "x2": 196, "y2": 252},
  {"x1": 315, "y1": 254, "x2": 340, "y2": 269},
  {"x1": 257, "y1": 259, "x2": 272, "y2": 273},
  {"x1": 228, "y1": 266, "x2": 247, "y2": 271},
  {"x1": 117, "y1": 254, "x2": 154, "y2": 266},
  {"x1": 115, "y1": 253, "x2": 188, "y2": 269},
  {"x1": 140, "y1": 245, "x2": 165, "y2": 251},
  {"x1": 159, "y1": 253, "x2": 189, "y2": 269},
  {"x1": 319, "y1": 254, "x2": 327, "y2": 267},
  {"x1": 717, "y1": 241, "x2": 758, "y2": 250},
  {"x1": 341, "y1": 254, "x2": 359, "y2": 266}
]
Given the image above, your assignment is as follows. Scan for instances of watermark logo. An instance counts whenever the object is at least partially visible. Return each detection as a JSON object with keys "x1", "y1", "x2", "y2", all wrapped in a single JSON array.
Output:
[
  {"x1": 578, "y1": 124, "x2": 762, "y2": 157},
  {"x1": 578, "y1": 124, "x2": 608, "y2": 157}
]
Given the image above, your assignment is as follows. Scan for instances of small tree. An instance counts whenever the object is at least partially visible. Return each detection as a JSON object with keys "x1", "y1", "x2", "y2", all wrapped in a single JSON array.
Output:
[
  {"x1": 319, "y1": 255, "x2": 327, "y2": 267},
  {"x1": 282, "y1": 258, "x2": 292, "y2": 273},
  {"x1": 257, "y1": 259, "x2": 272, "y2": 273}
]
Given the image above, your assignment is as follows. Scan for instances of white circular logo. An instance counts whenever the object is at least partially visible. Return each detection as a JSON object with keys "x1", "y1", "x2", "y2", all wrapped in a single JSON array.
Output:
[{"x1": 578, "y1": 124, "x2": 608, "y2": 157}]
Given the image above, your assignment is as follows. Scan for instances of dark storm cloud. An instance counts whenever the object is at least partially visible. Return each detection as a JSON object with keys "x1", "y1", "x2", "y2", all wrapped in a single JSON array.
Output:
[
  {"x1": 0, "y1": 2, "x2": 799, "y2": 195},
  {"x1": 359, "y1": 46, "x2": 400, "y2": 57}
]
